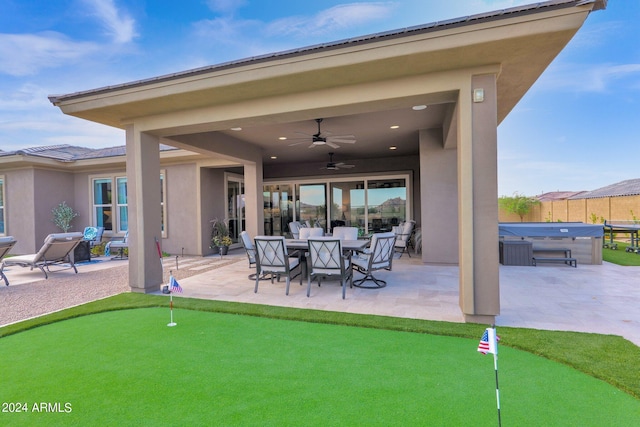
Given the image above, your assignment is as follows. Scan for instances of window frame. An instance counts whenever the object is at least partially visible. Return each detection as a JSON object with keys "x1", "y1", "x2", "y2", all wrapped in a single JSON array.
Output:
[{"x1": 90, "y1": 171, "x2": 166, "y2": 237}]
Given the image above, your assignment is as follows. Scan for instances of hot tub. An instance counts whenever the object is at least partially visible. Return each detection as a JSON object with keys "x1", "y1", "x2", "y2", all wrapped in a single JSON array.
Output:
[{"x1": 499, "y1": 222, "x2": 603, "y2": 265}]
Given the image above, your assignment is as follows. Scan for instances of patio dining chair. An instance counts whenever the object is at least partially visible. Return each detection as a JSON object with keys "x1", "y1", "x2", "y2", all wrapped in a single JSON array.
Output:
[
  {"x1": 1, "y1": 232, "x2": 83, "y2": 283},
  {"x1": 299, "y1": 227, "x2": 324, "y2": 239},
  {"x1": 0, "y1": 236, "x2": 17, "y2": 286},
  {"x1": 240, "y1": 231, "x2": 271, "y2": 281},
  {"x1": 393, "y1": 220, "x2": 415, "y2": 258},
  {"x1": 307, "y1": 237, "x2": 353, "y2": 299},
  {"x1": 288, "y1": 221, "x2": 302, "y2": 239},
  {"x1": 331, "y1": 226, "x2": 358, "y2": 240},
  {"x1": 254, "y1": 236, "x2": 302, "y2": 295},
  {"x1": 352, "y1": 232, "x2": 396, "y2": 288}
]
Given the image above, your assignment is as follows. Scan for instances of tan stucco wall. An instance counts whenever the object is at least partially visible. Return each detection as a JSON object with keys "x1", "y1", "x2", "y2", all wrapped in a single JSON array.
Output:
[
  {"x1": 499, "y1": 195, "x2": 640, "y2": 224},
  {"x1": 3, "y1": 168, "x2": 75, "y2": 254},
  {"x1": 3, "y1": 169, "x2": 36, "y2": 253}
]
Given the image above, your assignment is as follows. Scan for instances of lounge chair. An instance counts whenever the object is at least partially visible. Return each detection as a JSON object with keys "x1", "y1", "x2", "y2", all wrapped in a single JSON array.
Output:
[
  {"x1": 0, "y1": 236, "x2": 17, "y2": 285},
  {"x1": 83, "y1": 226, "x2": 105, "y2": 249},
  {"x1": 1, "y1": 232, "x2": 83, "y2": 283},
  {"x1": 106, "y1": 231, "x2": 128, "y2": 259}
]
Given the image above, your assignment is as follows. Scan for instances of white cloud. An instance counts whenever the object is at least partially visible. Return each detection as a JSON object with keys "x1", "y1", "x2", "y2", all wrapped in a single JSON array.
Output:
[
  {"x1": 538, "y1": 62, "x2": 640, "y2": 93},
  {"x1": 266, "y1": 3, "x2": 395, "y2": 38},
  {"x1": 0, "y1": 32, "x2": 99, "y2": 76},
  {"x1": 81, "y1": 0, "x2": 137, "y2": 44}
]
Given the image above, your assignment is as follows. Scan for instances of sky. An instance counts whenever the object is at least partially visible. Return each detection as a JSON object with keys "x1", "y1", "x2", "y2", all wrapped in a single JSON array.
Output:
[{"x1": 0, "y1": 0, "x2": 638, "y2": 197}]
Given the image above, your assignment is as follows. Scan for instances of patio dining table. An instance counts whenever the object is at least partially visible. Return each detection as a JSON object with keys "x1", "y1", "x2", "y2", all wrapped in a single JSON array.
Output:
[
  {"x1": 285, "y1": 238, "x2": 369, "y2": 280},
  {"x1": 285, "y1": 238, "x2": 369, "y2": 253}
]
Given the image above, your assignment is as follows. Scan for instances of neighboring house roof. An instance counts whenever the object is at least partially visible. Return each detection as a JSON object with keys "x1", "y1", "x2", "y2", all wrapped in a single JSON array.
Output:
[
  {"x1": 0, "y1": 144, "x2": 178, "y2": 162},
  {"x1": 569, "y1": 178, "x2": 640, "y2": 199},
  {"x1": 536, "y1": 191, "x2": 586, "y2": 201}
]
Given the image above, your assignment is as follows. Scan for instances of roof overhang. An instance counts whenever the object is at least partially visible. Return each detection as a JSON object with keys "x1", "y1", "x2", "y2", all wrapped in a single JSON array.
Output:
[{"x1": 48, "y1": 0, "x2": 605, "y2": 163}]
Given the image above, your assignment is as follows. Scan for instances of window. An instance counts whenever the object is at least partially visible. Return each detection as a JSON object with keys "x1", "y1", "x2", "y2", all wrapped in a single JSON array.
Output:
[
  {"x1": 0, "y1": 176, "x2": 5, "y2": 235},
  {"x1": 91, "y1": 172, "x2": 165, "y2": 234},
  {"x1": 93, "y1": 178, "x2": 113, "y2": 231},
  {"x1": 116, "y1": 177, "x2": 128, "y2": 232}
]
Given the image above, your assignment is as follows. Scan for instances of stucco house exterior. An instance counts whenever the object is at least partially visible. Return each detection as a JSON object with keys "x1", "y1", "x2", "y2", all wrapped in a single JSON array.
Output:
[{"x1": 2, "y1": 0, "x2": 606, "y2": 324}]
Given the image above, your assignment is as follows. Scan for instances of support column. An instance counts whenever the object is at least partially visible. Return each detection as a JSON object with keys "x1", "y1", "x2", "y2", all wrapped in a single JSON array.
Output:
[
  {"x1": 243, "y1": 161, "x2": 264, "y2": 237},
  {"x1": 457, "y1": 74, "x2": 500, "y2": 323},
  {"x1": 419, "y1": 128, "x2": 458, "y2": 264},
  {"x1": 126, "y1": 126, "x2": 163, "y2": 292}
]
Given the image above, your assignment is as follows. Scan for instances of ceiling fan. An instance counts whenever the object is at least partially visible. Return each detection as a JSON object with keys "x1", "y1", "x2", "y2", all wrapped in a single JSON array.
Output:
[
  {"x1": 288, "y1": 118, "x2": 356, "y2": 149},
  {"x1": 321, "y1": 152, "x2": 355, "y2": 170}
]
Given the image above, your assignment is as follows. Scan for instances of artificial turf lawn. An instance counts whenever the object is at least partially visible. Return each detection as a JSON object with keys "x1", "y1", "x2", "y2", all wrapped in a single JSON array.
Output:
[
  {"x1": 1, "y1": 307, "x2": 639, "y2": 426},
  {"x1": 602, "y1": 241, "x2": 640, "y2": 266}
]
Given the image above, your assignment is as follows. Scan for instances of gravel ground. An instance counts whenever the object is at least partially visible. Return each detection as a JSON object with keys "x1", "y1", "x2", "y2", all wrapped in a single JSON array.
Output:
[{"x1": 0, "y1": 256, "x2": 242, "y2": 327}]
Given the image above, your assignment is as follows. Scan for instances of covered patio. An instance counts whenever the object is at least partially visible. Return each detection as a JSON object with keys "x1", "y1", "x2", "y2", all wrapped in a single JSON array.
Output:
[{"x1": 49, "y1": 0, "x2": 607, "y2": 325}]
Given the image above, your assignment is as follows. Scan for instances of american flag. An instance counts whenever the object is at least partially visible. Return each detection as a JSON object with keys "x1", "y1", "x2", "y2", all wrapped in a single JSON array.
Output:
[
  {"x1": 169, "y1": 276, "x2": 183, "y2": 293},
  {"x1": 477, "y1": 328, "x2": 498, "y2": 355}
]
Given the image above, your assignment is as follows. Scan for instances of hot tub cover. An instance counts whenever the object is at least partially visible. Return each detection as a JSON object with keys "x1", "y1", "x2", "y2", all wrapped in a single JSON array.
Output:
[{"x1": 499, "y1": 222, "x2": 603, "y2": 238}]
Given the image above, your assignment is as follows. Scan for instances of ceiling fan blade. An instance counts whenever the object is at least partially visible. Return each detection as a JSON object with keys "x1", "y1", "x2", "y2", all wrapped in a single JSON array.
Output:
[
  {"x1": 328, "y1": 138, "x2": 356, "y2": 144},
  {"x1": 325, "y1": 141, "x2": 340, "y2": 149},
  {"x1": 328, "y1": 134, "x2": 355, "y2": 139},
  {"x1": 293, "y1": 131, "x2": 313, "y2": 137},
  {"x1": 288, "y1": 140, "x2": 310, "y2": 146},
  {"x1": 336, "y1": 162, "x2": 355, "y2": 168},
  {"x1": 308, "y1": 144, "x2": 318, "y2": 148}
]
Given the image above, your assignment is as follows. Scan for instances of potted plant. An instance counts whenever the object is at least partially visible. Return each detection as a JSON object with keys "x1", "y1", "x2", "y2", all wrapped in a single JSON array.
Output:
[
  {"x1": 210, "y1": 218, "x2": 232, "y2": 255},
  {"x1": 52, "y1": 201, "x2": 78, "y2": 232}
]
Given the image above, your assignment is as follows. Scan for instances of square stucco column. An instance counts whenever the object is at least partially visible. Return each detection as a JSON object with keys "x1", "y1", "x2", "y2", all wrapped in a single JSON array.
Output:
[
  {"x1": 458, "y1": 74, "x2": 500, "y2": 323},
  {"x1": 243, "y1": 161, "x2": 264, "y2": 237},
  {"x1": 419, "y1": 128, "x2": 458, "y2": 264},
  {"x1": 126, "y1": 126, "x2": 163, "y2": 293}
]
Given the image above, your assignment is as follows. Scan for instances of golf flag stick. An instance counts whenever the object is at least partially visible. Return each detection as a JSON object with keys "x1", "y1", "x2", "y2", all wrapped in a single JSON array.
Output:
[
  {"x1": 167, "y1": 271, "x2": 182, "y2": 327},
  {"x1": 478, "y1": 325, "x2": 501, "y2": 427},
  {"x1": 168, "y1": 292, "x2": 176, "y2": 327}
]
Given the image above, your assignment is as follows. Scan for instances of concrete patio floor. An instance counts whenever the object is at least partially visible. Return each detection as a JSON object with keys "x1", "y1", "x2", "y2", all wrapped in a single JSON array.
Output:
[
  {"x1": 168, "y1": 248, "x2": 640, "y2": 347},
  {"x1": 3, "y1": 249, "x2": 638, "y2": 347}
]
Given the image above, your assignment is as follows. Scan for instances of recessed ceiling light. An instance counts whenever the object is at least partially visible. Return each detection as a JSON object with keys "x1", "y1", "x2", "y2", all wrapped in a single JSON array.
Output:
[
  {"x1": 390, "y1": 125, "x2": 400, "y2": 129},
  {"x1": 270, "y1": 156, "x2": 278, "y2": 159},
  {"x1": 412, "y1": 105, "x2": 427, "y2": 111},
  {"x1": 231, "y1": 127, "x2": 242, "y2": 131},
  {"x1": 278, "y1": 136, "x2": 287, "y2": 140},
  {"x1": 389, "y1": 146, "x2": 397, "y2": 150}
]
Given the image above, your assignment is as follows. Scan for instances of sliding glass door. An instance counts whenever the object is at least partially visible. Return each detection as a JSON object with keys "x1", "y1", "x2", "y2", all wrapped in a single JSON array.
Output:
[
  {"x1": 296, "y1": 184, "x2": 327, "y2": 230},
  {"x1": 264, "y1": 174, "x2": 409, "y2": 236},
  {"x1": 263, "y1": 184, "x2": 293, "y2": 236}
]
